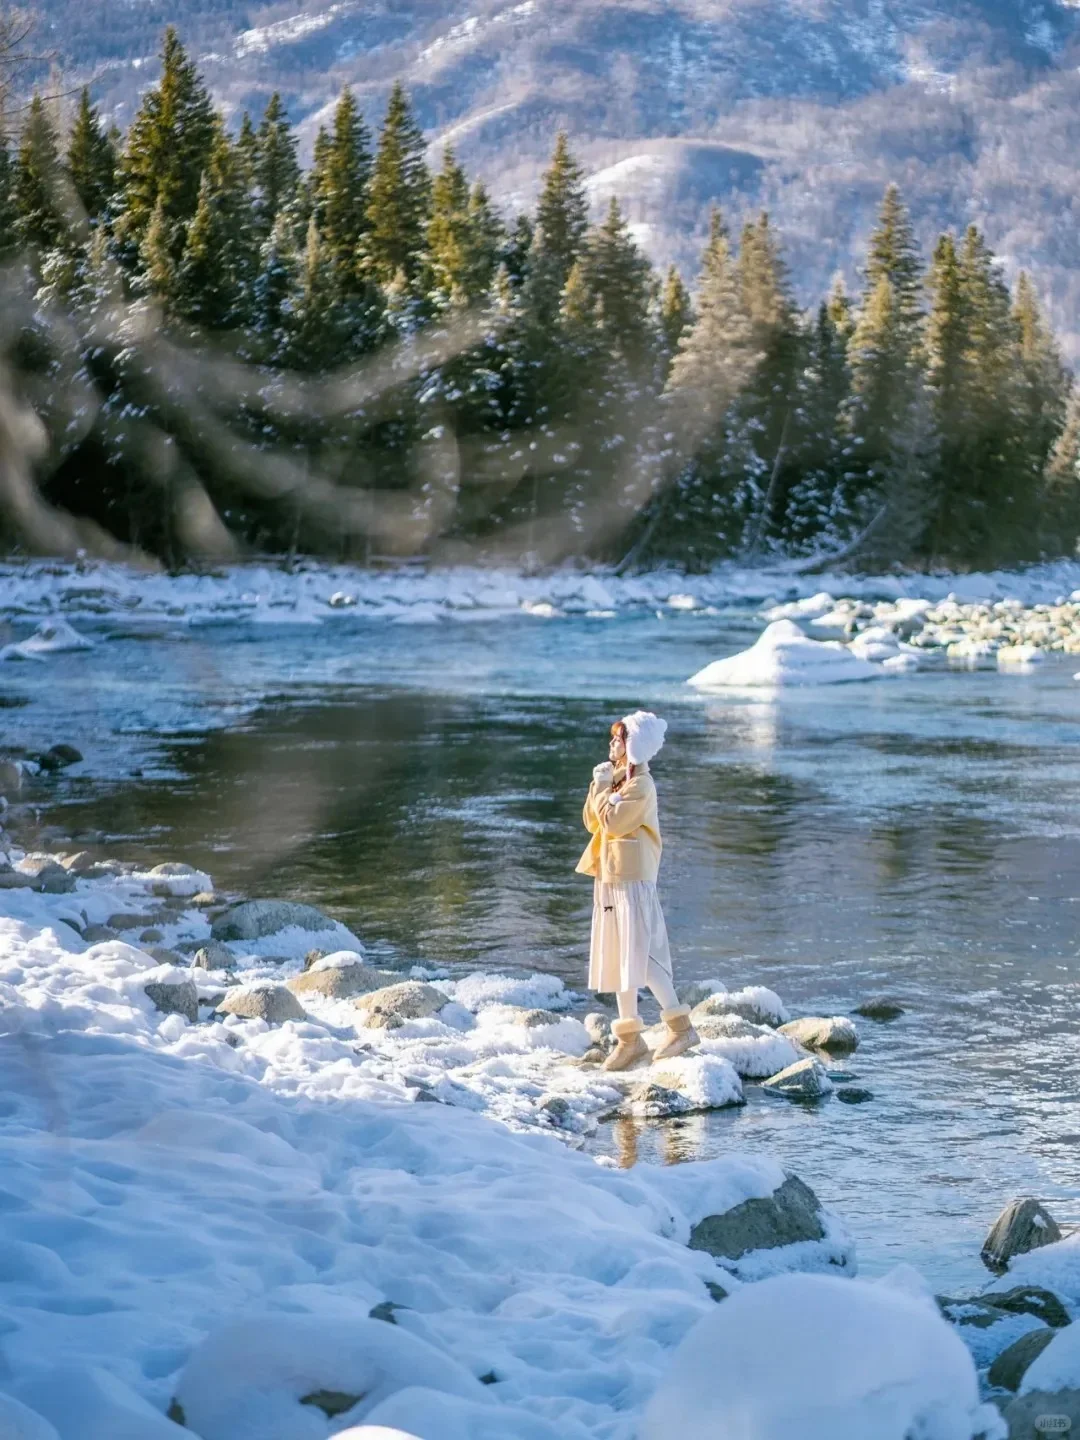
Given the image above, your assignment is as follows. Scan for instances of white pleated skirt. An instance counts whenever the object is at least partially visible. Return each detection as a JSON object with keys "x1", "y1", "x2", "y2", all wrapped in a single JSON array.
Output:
[{"x1": 588, "y1": 879, "x2": 673, "y2": 994}]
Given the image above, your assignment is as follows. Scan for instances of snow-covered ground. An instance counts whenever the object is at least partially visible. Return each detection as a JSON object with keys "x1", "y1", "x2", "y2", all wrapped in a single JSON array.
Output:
[
  {"x1": 0, "y1": 849, "x2": 1017, "y2": 1440},
  {"x1": 4, "y1": 557, "x2": 1080, "y2": 633}
]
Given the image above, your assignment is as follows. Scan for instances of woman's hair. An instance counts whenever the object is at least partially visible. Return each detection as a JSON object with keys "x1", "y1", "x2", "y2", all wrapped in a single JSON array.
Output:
[{"x1": 610, "y1": 721, "x2": 632, "y2": 785}]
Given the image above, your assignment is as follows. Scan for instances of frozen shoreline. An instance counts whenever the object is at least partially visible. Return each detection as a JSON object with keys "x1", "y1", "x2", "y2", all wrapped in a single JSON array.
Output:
[
  {"x1": 0, "y1": 846, "x2": 856, "y2": 1439},
  {"x1": 3, "y1": 844, "x2": 1080, "y2": 1437},
  {"x1": 5, "y1": 555, "x2": 1080, "y2": 631}
]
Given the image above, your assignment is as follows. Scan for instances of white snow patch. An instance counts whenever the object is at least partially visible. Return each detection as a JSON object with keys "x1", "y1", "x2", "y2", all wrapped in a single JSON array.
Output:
[
  {"x1": 688, "y1": 620, "x2": 882, "y2": 688},
  {"x1": 641, "y1": 1272, "x2": 1006, "y2": 1440}
]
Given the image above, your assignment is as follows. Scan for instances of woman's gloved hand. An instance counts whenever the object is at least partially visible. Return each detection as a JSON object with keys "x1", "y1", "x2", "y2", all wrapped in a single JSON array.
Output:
[{"x1": 592, "y1": 761, "x2": 615, "y2": 788}]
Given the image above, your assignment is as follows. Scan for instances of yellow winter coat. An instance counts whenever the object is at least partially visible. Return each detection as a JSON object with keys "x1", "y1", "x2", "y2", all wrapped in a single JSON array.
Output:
[{"x1": 576, "y1": 762, "x2": 662, "y2": 885}]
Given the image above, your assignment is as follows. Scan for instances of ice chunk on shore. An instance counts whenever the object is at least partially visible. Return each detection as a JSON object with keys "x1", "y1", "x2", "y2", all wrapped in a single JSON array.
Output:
[
  {"x1": 641, "y1": 1272, "x2": 1006, "y2": 1440},
  {"x1": 688, "y1": 621, "x2": 881, "y2": 689}
]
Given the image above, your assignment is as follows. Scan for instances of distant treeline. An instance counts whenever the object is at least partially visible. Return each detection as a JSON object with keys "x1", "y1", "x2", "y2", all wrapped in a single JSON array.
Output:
[{"x1": 1, "y1": 26, "x2": 1078, "y2": 569}]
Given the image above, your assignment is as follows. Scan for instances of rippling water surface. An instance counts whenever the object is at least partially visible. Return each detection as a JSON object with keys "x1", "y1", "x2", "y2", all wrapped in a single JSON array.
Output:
[{"x1": 6, "y1": 604, "x2": 1080, "y2": 1291}]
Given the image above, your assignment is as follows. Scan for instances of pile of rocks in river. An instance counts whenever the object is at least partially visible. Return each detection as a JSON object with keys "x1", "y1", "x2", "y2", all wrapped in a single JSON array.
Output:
[{"x1": 772, "y1": 590, "x2": 1080, "y2": 669}]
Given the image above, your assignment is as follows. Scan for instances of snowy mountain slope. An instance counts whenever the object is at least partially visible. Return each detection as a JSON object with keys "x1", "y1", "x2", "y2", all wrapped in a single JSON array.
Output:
[{"x1": 31, "y1": 0, "x2": 1080, "y2": 355}]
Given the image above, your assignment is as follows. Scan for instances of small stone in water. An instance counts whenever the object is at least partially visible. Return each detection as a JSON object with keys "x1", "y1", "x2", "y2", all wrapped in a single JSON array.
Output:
[
  {"x1": 835, "y1": 1087, "x2": 873, "y2": 1104},
  {"x1": 854, "y1": 998, "x2": 905, "y2": 1021}
]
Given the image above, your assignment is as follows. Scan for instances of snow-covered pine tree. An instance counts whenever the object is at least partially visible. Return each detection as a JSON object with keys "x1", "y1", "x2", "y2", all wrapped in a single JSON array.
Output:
[
  {"x1": 67, "y1": 87, "x2": 115, "y2": 225},
  {"x1": 365, "y1": 82, "x2": 430, "y2": 289},
  {"x1": 113, "y1": 27, "x2": 215, "y2": 270}
]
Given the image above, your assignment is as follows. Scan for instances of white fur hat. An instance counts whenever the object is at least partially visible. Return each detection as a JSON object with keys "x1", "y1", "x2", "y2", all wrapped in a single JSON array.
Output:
[{"x1": 621, "y1": 710, "x2": 667, "y2": 766}]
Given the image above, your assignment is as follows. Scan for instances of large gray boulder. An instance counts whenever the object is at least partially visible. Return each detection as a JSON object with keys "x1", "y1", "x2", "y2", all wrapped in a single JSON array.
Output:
[
  {"x1": 1003, "y1": 1388, "x2": 1080, "y2": 1436},
  {"x1": 211, "y1": 900, "x2": 340, "y2": 943},
  {"x1": 688, "y1": 1175, "x2": 825, "y2": 1261},
  {"x1": 761, "y1": 1057, "x2": 832, "y2": 1100},
  {"x1": 778, "y1": 1016, "x2": 858, "y2": 1053},
  {"x1": 989, "y1": 1287, "x2": 1071, "y2": 1330},
  {"x1": 982, "y1": 1199, "x2": 1062, "y2": 1271},
  {"x1": 217, "y1": 984, "x2": 306, "y2": 1023},
  {"x1": 987, "y1": 1328, "x2": 1055, "y2": 1392},
  {"x1": 354, "y1": 982, "x2": 448, "y2": 1030},
  {"x1": 288, "y1": 962, "x2": 399, "y2": 1001},
  {"x1": 144, "y1": 977, "x2": 199, "y2": 1024}
]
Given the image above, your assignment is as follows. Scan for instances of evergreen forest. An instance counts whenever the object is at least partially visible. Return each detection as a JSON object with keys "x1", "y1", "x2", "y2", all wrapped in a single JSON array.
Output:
[{"x1": 2, "y1": 26, "x2": 1079, "y2": 572}]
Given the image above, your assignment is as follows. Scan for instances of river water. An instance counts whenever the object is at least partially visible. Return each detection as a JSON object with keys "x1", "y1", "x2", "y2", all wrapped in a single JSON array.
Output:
[{"x1": 6, "y1": 603, "x2": 1080, "y2": 1292}]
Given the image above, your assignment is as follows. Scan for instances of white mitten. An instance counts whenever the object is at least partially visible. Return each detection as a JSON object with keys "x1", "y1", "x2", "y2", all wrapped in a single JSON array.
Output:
[{"x1": 593, "y1": 761, "x2": 615, "y2": 787}]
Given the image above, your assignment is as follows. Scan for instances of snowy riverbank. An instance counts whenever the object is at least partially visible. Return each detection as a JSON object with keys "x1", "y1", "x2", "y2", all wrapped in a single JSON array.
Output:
[
  {"x1": 4, "y1": 842, "x2": 1080, "y2": 1437},
  {"x1": 4, "y1": 555, "x2": 1080, "y2": 633}
]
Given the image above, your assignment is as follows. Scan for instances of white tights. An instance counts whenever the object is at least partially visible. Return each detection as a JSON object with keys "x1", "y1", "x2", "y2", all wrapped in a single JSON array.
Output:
[{"x1": 617, "y1": 958, "x2": 680, "y2": 1020}]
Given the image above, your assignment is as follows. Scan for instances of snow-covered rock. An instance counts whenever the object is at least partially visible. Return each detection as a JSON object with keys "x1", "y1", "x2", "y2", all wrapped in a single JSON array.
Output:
[
  {"x1": 688, "y1": 1174, "x2": 826, "y2": 1264},
  {"x1": 143, "y1": 970, "x2": 199, "y2": 1023},
  {"x1": 355, "y1": 982, "x2": 450, "y2": 1029},
  {"x1": 692, "y1": 1013, "x2": 800, "y2": 1077},
  {"x1": 631, "y1": 1053, "x2": 744, "y2": 1113},
  {"x1": 762, "y1": 591, "x2": 836, "y2": 622},
  {"x1": 690, "y1": 986, "x2": 788, "y2": 1028},
  {"x1": 689, "y1": 620, "x2": 881, "y2": 689},
  {"x1": 778, "y1": 1015, "x2": 859, "y2": 1053},
  {"x1": 761, "y1": 1057, "x2": 833, "y2": 1100},
  {"x1": 131, "y1": 862, "x2": 214, "y2": 898},
  {"x1": 217, "y1": 982, "x2": 306, "y2": 1023},
  {"x1": 172, "y1": 1316, "x2": 489, "y2": 1440},
  {"x1": 288, "y1": 959, "x2": 400, "y2": 1000},
  {"x1": 640, "y1": 1273, "x2": 1006, "y2": 1440},
  {"x1": 981, "y1": 1199, "x2": 1063, "y2": 1270},
  {"x1": 211, "y1": 899, "x2": 350, "y2": 943}
]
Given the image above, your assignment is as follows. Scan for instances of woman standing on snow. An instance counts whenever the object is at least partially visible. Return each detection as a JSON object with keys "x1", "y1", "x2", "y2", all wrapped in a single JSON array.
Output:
[{"x1": 577, "y1": 711, "x2": 699, "y2": 1071}]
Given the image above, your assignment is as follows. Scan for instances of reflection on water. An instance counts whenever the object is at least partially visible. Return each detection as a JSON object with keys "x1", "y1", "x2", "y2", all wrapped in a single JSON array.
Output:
[{"x1": 12, "y1": 609, "x2": 1080, "y2": 1289}]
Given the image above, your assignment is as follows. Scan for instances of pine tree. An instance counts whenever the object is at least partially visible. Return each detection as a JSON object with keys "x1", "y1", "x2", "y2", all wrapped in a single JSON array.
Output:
[
  {"x1": 465, "y1": 181, "x2": 502, "y2": 298},
  {"x1": 252, "y1": 209, "x2": 299, "y2": 363},
  {"x1": 667, "y1": 210, "x2": 756, "y2": 420},
  {"x1": 68, "y1": 87, "x2": 115, "y2": 223},
  {"x1": 658, "y1": 209, "x2": 760, "y2": 564},
  {"x1": 845, "y1": 184, "x2": 930, "y2": 555},
  {"x1": 1044, "y1": 389, "x2": 1080, "y2": 554},
  {"x1": 736, "y1": 212, "x2": 801, "y2": 546},
  {"x1": 236, "y1": 112, "x2": 258, "y2": 188},
  {"x1": 310, "y1": 87, "x2": 371, "y2": 294},
  {"x1": 1013, "y1": 271, "x2": 1069, "y2": 492},
  {"x1": 114, "y1": 26, "x2": 215, "y2": 263},
  {"x1": 785, "y1": 278, "x2": 854, "y2": 546},
  {"x1": 533, "y1": 132, "x2": 588, "y2": 291},
  {"x1": 581, "y1": 196, "x2": 653, "y2": 368},
  {"x1": 923, "y1": 231, "x2": 973, "y2": 559},
  {"x1": 0, "y1": 139, "x2": 18, "y2": 262},
  {"x1": 140, "y1": 196, "x2": 176, "y2": 301},
  {"x1": 254, "y1": 92, "x2": 300, "y2": 239},
  {"x1": 365, "y1": 82, "x2": 429, "y2": 287},
  {"x1": 174, "y1": 120, "x2": 258, "y2": 330},
  {"x1": 425, "y1": 146, "x2": 473, "y2": 306},
  {"x1": 290, "y1": 215, "x2": 340, "y2": 369},
  {"x1": 14, "y1": 94, "x2": 70, "y2": 255},
  {"x1": 658, "y1": 264, "x2": 692, "y2": 361}
]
